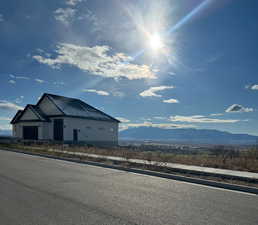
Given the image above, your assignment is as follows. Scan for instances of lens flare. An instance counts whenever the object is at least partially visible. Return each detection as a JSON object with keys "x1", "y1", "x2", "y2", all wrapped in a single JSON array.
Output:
[{"x1": 148, "y1": 33, "x2": 164, "y2": 51}]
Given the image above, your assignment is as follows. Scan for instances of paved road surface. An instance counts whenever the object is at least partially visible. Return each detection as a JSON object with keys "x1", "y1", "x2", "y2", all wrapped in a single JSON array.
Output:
[{"x1": 0, "y1": 149, "x2": 257, "y2": 225}]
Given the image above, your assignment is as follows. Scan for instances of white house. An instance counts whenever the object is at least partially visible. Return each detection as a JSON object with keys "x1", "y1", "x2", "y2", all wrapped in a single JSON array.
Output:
[{"x1": 11, "y1": 93, "x2": 120, "y2": 145}]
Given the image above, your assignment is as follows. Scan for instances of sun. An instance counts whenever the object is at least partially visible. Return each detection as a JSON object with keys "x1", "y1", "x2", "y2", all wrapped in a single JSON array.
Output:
[{"x1": 148, "y1": 33, "x2": 164, "y2": 51}]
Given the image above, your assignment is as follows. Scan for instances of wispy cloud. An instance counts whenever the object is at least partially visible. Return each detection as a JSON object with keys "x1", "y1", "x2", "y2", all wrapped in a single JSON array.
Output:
[
  {"x1": 119, "y1": 122, "x2": 196, "y2": 131},
  {"x1": 10, "y1": 74, "x2": 30, "y2": 80},
  {"x1": 53, "y1": 81, "x2": 65, "y2": 86},
  {"x1": 8, "y1": 80, "x2": 16, "y2": 84},
  {"x1": 80, "y1": 8, "x2": 103, "y2": 33},
  {"x1": 139, "y1": 86, "x2": 174, "y2": 97},
  {"x1": 169, "y1": 115, "x2": 240, "y2": 123},
  {"x1": 35, "y1": 79, "x2": 45, "y2": 83},
  {"x1": 206, "y1": 53, "x2": 222, "y2": 63},
  {"x1": 163, "y1": 98, "x2": 179, "y2": 103},
  {"x1": 0, "y1": 101, "x2": 23, "y2": 111},
  {"x1": 83, "y1": 89, "x2": 109, "y2": 96},
  {"x1": 54, "y1": 0, "x2": 84, "y2": 26},
  {"x1": 15, "y1": 96, "x2": 24, "y2": 104},
  {"x1": 210, "y1": 113, "x2": 223, "y2": 116},
  {"x1": 225, "y1": 104, "x2": 253, "y2": 113},
  {"x1": 66, "y1": 0, "x2": 82, "y2": 6},
  {"x1": 8, "y1": 74, "x2": 47, "y2": 85},
  {"x1": 116, "y1": 117, "x2": 130, "y2": 123},
  {"x1": 111, "y1": 90, "x2": 125, "y2": 98},
  {"x1": 0, "y1": 117, "x2": 11, "y2": 121},
  {"x1": 153, "y1": 116, "x2": 168, "y2": 120},
  {"x1": 168, "y1": 71, "x2": 176, "y2": 76},
  {"x1": 54, "y1": 8, "x2": 76, "y2": 26},
  {"x1": 8, "y1": 74, "x2": 30, "y2": 85},
  {"x1": 33, "y1": 43, "x2": 157, "y2": 80}
]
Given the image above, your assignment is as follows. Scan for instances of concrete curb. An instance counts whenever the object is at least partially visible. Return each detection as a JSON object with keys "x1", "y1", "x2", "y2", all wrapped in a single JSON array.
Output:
[
  {"x1": 49, "y1": 150, "x2": 258, "y2": 184},
  {"x1": 1, "y1": 148, "x2": 258, "y2": 195}
]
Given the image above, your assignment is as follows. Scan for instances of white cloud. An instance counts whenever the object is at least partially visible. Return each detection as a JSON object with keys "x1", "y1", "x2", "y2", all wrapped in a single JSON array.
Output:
[
  {"x1": 119, "y1": 122, "x2": 196, "y2": 131},
  {"x1": 35, "y1": 79, "x2": 45, "y2": 83},
  {"x1": 80, "y1": 8, "x2": 102, "y2": 33},
  {"x1": 168, "y1": 71, "x2": 175, "y2": 75},
  {"x1": 0, "y1": 101, "x2": 23, "y2": 111},
  {"x1": 55, "y1": 0, "x2": 101, "y2": 33},
  {"x1": 140, "y1": 117, "x2": 152, "y2": 121},
  {"x1": 54, "y1": 8, "x2": 76, "y2": 26},
  {"x1": 0, "y1": 124, "x2": 11, "y2": 131},
  {"x1": 0, "y1": 117, "x2": 11, "y2": 121},
  {"x1": 0, "y1": 14, "x2": 4, "y2": 22},
  {"x1": 250, "y1": 84, "x2": 258, "y2": 90},
  {"x1": 15, "y1": 96, "x2": 24, "y2": 104},
  {"x1": 210, "y1": 113, "x2": 223, "y2": 116},
  {"x1": 153, "y1": 116, "x2": 167, "y2": 120},
  {"x1": 8, "y1": 80, "x2": 16, "y2": 84},
  {"x1": 169, "y1": 115, "x2": 240, "y2": 123},
  {"x1": 66, "y1": 0, "x2": 82, "y2": 6},
  {"x1": 8, "y1": 75, "x2": 31, "y2": 84},
  {"x1": 53, "y1": 81, "x2": 65, "y2": 86},
  {"x1": 111, "y1": 91, "x2": 125, "y2": 98},
  {"x1": 116, "y1": 117, "x2": 130, "y2": 123},
  {"x1": 16, "y1": 76, "x2": 29, "y2": 80},
  {"x1": 225, "y1": 104, "x2": 253, "y2": 113},
  {"x1": 139, "y1": 86, "x2": 174, "y2": 97},
  {"x1": 10, "y1": 74, "x2": 30, "y2": 80},
  {"x1": 163, "y1": 98, "x2": 179, "y2": 104},
  {"x1": 33, "y1": 43, "x2": 157, "y2": 80},
  {"x1": 83, "y1": 89, "x2": 109, "y2": 96}
]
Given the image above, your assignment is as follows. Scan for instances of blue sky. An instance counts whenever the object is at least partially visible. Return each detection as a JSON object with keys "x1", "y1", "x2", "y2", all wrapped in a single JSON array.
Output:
[{"x1": 1, "y1": 0, "x2": 258, "y2": 135}]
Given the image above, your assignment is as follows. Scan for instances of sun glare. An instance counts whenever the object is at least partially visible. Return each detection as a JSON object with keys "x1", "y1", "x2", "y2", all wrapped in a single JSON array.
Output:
[{"x1": 148, "y1": 33, "x2": 164, "y2": 51}]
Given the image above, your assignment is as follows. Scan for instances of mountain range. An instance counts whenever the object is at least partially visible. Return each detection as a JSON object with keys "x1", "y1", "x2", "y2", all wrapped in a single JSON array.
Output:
[
  {"x1": 119, "y1": 127, "x2": 258, "y2": 145},
  {"x1": 0, "y1": 129, "x2": 11, "y2": 136}
]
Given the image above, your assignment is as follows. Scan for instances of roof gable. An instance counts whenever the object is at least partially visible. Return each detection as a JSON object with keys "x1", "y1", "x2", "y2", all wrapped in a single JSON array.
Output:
[
  {"x1": 20, "y1": 106, "x2": 39, "y2": 120},
  {"x1": 10, "y1": 110, "x2": 23, "y2": 124},
  {"x1": 41, "y1": 93, "x2": 119, "y2": 122},
  {"x1": 37, "y1": 94, "x2": 64, "y2": 116},
  {"x1": 11, "y1": 93, "x2": 120, "y2": 124},
  {"x1": 11, "y1": 105, "x2": 50, "y2": 124}
]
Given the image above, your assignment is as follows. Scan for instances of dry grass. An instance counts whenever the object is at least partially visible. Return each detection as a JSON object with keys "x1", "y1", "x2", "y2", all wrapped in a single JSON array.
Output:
[
  {"x1": 1, "y1": 142, "x2": 258, "y2": 173},
  {"x1": 1, "y1": 142, "x2": 258, "y2": 188}
]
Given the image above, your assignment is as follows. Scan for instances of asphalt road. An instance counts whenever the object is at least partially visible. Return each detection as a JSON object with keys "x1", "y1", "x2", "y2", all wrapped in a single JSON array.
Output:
[{"x1": 0, "y1": 150, "x2": 258, "y2": 225}]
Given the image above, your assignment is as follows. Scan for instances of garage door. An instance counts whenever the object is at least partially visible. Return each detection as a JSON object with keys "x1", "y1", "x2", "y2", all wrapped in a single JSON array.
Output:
[{"x1": 23, "y1": 126, "x2": 38, "y2": 140}]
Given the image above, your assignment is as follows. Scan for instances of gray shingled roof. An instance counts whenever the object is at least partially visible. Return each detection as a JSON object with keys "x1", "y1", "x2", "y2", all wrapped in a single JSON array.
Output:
[
  {"x1": 29, "y1": 105, "x2": 50, "y2": 122},
  {"x1": 11, "y1": 93, "x2": 119, "y2": 124},
  {"x1": 44, "y1": 93, "x2": 119, "y2": 122}
]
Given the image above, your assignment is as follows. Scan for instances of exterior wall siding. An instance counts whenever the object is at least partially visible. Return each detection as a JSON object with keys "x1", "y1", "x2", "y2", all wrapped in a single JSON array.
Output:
[
  {"x1": 19, "y1": 108, "x2": 38, "y2": 120},
  {"x1": 13, "y1": 122, "x2": 46, "y2": 139},
  {"x1": 62, "y1": 117, "x2": 118, "y2": 145},
  {"x1": 13, "y1": 117, "x2": 118, "y2": 145}
]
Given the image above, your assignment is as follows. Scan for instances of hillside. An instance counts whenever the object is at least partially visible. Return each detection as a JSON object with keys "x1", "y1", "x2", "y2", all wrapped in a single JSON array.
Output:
[
  {"x1": 119, "y1": 127, "x2": 258, "y2": 145},
  {"x1": 0, "y1": 129, "x2": 12, "y2": 137}
]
